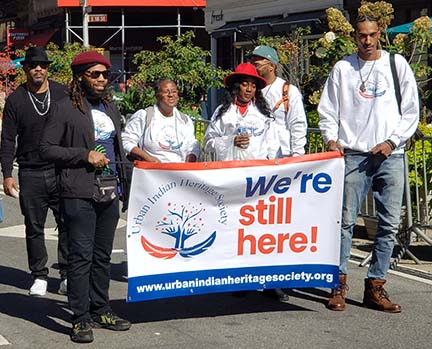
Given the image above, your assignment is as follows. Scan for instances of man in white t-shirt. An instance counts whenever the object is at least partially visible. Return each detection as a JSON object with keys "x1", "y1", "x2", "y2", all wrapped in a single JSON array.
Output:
[
  {"x1": 250, "y1": 45, "x2": 307, "y2": 157},
  {"x1": 318, "y1": 14, "x2": 419, "y2": 313}
]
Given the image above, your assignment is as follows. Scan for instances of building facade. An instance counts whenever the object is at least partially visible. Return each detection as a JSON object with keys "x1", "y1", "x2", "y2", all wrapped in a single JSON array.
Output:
[{"x1": 204, "y1": 0, "x2": 432, "y2": 70}]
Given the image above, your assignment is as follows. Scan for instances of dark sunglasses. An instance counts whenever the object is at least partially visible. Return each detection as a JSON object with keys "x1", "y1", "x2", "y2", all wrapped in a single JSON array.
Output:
[
  {"x1": 28, "y1": 62, "x2": 49, "y2": 69},
  {"x1": 84, "y1": 70, "x2": 111, "y2": 79}
]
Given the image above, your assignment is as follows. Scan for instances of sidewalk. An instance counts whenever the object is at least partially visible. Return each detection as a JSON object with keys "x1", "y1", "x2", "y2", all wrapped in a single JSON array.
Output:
[{"x1": 351, "y1": 219, "x2": 432, "y2": 280}]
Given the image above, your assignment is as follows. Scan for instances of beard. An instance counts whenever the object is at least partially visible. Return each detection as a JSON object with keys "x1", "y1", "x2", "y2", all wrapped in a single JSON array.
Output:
[
  {"x1": 81, "y1": 77, "x2": 108, "y2": 100},
  {"x1": 28, "y1": 72, "x2": 46, "y2": 88}
]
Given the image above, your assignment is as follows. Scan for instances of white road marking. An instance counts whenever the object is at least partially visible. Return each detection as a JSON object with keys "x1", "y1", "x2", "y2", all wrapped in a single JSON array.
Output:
[
  {"x1": 349, "y1": 258, "x2": 432, "y2": 286},
  {"x1": 0, "y1": 218, "x2": 127, "y2": 239},
  {"x1": 0, "y1": 334, "x2": 10, "y2": 345}
]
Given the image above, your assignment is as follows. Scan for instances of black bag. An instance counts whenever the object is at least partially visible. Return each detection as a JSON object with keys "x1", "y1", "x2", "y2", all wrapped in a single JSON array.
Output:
[{"x1": 93, "y1": 174, "x2": 118, "y2": 202}]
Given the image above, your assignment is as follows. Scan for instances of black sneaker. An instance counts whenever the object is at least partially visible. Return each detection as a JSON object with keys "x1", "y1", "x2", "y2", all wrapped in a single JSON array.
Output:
[
  {"x1": 91, "y1": 311, "x2": 131, "y2": 331},
  {"x1": 70, "y1": 320, "x2": 94, "y2": 343}
]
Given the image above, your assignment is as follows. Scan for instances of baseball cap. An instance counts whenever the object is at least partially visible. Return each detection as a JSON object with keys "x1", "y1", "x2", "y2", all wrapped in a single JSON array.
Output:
[{"x1": 250, "y1": 45, "x2": 279, "y2": 65}]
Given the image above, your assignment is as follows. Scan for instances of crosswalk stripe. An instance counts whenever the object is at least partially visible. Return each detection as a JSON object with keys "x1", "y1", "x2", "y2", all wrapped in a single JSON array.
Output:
[
  {"x1": 0, "y1": 334, "x2": 10, "y2": 345},
  {"x1": 0, "y1": 218, "x2": 127, "y2": 239}
]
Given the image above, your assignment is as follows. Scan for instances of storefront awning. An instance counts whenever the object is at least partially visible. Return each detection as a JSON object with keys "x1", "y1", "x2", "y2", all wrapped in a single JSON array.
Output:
[
  {"x1": 58, "y1": 0, "x2": 205, "y2": 7},
  {"x1": 14, "y1": 30, "x2": 58, "y2": 49},
  {"x1": 211, "y1": 11, "x2": 324, "y2": 39},
  {"x1": 387, "y1": 17, "x2": 432, "y2": 36},
  {"x1": 210, "y1": 20, "x2": 249, "y2": 39}
]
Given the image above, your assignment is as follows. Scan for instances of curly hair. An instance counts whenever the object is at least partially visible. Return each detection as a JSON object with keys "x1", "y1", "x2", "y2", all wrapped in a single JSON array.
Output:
[
  {"x1": 215, "y1": 80, "x2": 272, "y2": 120},
  {"x1": 69, "y1": 76, "x2": 112, "y2": 113}
]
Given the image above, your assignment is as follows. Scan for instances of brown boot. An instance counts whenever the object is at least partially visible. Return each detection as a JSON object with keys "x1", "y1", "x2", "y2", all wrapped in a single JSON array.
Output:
[
  {"x1": 363, "y1": 278, "x2": 401, "y2": 313},
  {"x1": 327, "y1": 274, "x2": 347, "y2": 311}
]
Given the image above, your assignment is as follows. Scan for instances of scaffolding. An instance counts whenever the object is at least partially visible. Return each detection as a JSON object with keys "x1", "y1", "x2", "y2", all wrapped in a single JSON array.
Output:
[{"x1": 64, "y1": 7, "x2": 206, "y2": 84}]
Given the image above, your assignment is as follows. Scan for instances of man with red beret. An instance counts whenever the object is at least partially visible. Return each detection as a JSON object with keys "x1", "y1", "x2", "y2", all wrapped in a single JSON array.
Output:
[{"x1": 40, "y1": 51, "x2": 131, "y2": 343}]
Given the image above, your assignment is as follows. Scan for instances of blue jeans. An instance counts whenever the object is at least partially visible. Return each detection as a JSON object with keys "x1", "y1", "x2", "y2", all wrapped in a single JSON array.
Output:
[{"x1": 340, "y1": 152, "x2": 404, "y2": 279}]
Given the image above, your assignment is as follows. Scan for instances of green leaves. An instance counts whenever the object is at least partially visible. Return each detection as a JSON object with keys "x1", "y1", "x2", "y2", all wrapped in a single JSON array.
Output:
[{"x1": 118, "y1": 31, "x2": 228, "y2": 117}]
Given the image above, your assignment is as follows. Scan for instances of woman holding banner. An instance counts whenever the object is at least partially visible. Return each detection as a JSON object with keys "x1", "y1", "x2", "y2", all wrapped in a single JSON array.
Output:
[
  {"x1": 204, "y1": 63, "x2": 279, "y2": 161},
  {"x1": 122, "y1": 79, "x2": 200, "y2": 163},
  {"x1": 204, "y1": 63, "x2": 288, "y2": 303}
]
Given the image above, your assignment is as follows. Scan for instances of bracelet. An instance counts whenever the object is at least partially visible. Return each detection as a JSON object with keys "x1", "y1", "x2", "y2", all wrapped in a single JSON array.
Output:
[{"x1": 385, "y1": 139, "x2": 397, "y2": 150}]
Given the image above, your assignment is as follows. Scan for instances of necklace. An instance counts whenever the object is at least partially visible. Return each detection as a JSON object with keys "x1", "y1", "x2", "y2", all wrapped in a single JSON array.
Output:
[
  {"x1": 27, "y1": 82, "x2": 50, "y2": 116},
  {"x1": 264, "y1": 77, "x2": 276, "y2": 98},
  {"x1": 236, "y1": 101, "x2": 249, "y2": 116},
  {"x1": 357, "y1": 55, "x2": 377, "y2": 92}
]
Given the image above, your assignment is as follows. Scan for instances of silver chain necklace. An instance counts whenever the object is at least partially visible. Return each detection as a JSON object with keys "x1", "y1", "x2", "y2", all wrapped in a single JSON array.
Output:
[
  {"x1": 357, "y1": 55, "x2": 377, "y2": 92},
  {"x1": 27, "y1": 82, "x2": 51, "y2": 116},
  {"x1": 264, "y1": 77, "x2": 276, "y2": 98}
]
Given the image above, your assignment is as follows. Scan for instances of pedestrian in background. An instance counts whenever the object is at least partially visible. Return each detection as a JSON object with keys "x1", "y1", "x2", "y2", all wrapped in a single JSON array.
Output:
[
  {"x1": 250, "y1": 45, "x2": 307, "y2": 157},
  {"x1": 0, "y1": 46, "x2": 68, "y2": 297},
  {"x1": 40, "y1": 50, "x2": 131, "y2": 343},
  {"x1": 122, "y1": 78, "x2": 200, "y2": 163},
  {"x1": 318, "y1": 14, "x2": 419, "y2": 313}
]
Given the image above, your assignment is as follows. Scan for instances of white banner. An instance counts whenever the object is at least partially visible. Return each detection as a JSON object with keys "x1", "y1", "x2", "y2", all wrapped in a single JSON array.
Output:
[{"x1": 126, "y1": 152, "x2": 344, "y2": 302}]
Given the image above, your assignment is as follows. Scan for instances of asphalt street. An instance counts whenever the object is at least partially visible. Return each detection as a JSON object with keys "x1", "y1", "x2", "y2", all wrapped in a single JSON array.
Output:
[{"x1": 0, "y1": 193, "x2": 431, "y2": 348}]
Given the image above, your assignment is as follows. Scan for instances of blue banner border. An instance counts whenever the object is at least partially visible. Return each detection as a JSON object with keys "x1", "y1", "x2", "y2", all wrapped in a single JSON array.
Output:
[{"x1": 127, "y1": 264, "x2": 338, "y2": 302}]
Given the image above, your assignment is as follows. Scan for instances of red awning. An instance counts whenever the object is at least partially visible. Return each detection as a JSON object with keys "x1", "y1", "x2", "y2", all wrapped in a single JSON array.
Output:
[
  {"x1": 15, "y1": 30, "x2": 58, "y2": 49},
  {"x1": 58, "y1": 0, "x2": 205, "y2": 7}
]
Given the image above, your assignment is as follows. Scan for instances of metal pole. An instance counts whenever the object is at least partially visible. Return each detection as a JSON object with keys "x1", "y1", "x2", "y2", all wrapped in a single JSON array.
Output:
[
  {"x1": 82, "y1": 0, "x2": 89, "y2": 47},
  {"x1": 209, "y1": 36, "x2": 218, "y2": 118},
  {"x1": 177, "y1": 8, "x2": 181, "y2": 37},
  {"x1": 121, "y1": 8, "x2": 126, "y2": 85},
  {"x1": 65, "y1": 10, "x2": 70, "y2": 44}
]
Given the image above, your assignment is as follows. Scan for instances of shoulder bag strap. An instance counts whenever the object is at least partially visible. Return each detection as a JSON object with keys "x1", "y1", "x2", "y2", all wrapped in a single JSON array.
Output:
[
  {"x1": 144, "y1": 106, "x2": 154, "y2": 129},
  {"x1": 389, "y1": 53, "x2": 402, "y2": 115},
  {"x1": 272, "y1": 82, "x2": 290, "y2": 116}
]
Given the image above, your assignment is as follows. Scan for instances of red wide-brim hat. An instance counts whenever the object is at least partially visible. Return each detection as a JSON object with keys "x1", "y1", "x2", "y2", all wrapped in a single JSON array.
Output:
[{"x1": 224, "y1": 63, "x2": 267, "y2": 89}]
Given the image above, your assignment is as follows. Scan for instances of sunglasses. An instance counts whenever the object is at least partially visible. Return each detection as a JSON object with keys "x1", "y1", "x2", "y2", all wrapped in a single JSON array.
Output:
[
  {"x1": 84, "y1": 70, "x2": 111, "y2": 79},
  {"x1": 27, "y1": 62, "x2": 49, "y2": 70},
  {"x1": 252, "y1": 62, "x2": 271, "y2": 69}
]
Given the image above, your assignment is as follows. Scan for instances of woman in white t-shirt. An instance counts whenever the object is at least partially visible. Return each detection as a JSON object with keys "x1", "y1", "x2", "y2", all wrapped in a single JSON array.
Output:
[
  {"x1": 122, "y1": 79, "x2": 200, "y2": 163},
  {"x1": 204, "y1": 63, "x2": 278, "y2": 161}
]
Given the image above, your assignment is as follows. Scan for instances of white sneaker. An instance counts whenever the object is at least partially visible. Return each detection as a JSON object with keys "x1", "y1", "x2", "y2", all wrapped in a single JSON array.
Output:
[
  {"x1": 58, "y1": 279, "x2": 67, "y2": 295},
  {"x1": 29, "y1": 279, "x2": 47, "y2": 296}
]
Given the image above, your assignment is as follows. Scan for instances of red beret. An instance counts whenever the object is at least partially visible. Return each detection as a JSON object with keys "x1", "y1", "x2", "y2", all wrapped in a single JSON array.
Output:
[{"x1": 71, "y1": 50, "x2": 112, "y2": 69}]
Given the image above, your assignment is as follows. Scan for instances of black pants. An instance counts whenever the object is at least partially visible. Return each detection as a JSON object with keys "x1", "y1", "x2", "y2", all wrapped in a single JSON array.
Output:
[
  {"x1": 62, "y1": 197, "x2": 119, "y2": 323},
  {"x1": 18, "y1": 167, "x2": 68, "y2": 280}
]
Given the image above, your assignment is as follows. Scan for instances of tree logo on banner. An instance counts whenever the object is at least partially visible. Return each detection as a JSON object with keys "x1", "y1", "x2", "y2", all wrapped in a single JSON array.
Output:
[{"x1": 140, "y1": 202, "x2": 217, "y2": 259}]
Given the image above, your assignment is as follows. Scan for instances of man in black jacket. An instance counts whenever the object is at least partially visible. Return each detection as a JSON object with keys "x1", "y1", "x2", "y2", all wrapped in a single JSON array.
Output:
[
  {"x1": 0, "y1": 47, "x2": 68, "y2": 297},
  {"x1": 40, "y1": 51, "x2": 131, "y2": 343}
]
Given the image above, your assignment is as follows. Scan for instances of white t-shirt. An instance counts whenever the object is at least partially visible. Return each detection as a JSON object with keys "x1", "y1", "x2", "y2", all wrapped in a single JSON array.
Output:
[
  {"x1": 318, "y1": 50, "x2": 419, "y2": 153},
  {"x1": 121, "y1": 105, "x2": 200, "y2": 163},
  {"x1": 262, "y1": 77, "x2": 307, "y2": 156},
  {"x1": 204, "y1": 103, "x2": 278, "y2": 161}
]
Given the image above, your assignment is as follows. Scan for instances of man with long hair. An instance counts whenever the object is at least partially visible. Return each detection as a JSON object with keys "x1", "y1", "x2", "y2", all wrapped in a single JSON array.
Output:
[{"x1": 40, "y1": 51, "x2": 131, "y2": 343}]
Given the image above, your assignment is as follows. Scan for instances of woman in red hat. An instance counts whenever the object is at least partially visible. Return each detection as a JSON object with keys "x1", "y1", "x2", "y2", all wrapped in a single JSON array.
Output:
[{"x1": 204, "y1": 63, "x2": 278, "y2": 160}]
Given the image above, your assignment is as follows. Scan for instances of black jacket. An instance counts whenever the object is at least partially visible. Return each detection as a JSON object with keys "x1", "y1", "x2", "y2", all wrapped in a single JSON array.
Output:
[{"x1": 40, "y1": 96, "x2": 130, "y2": 210}]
